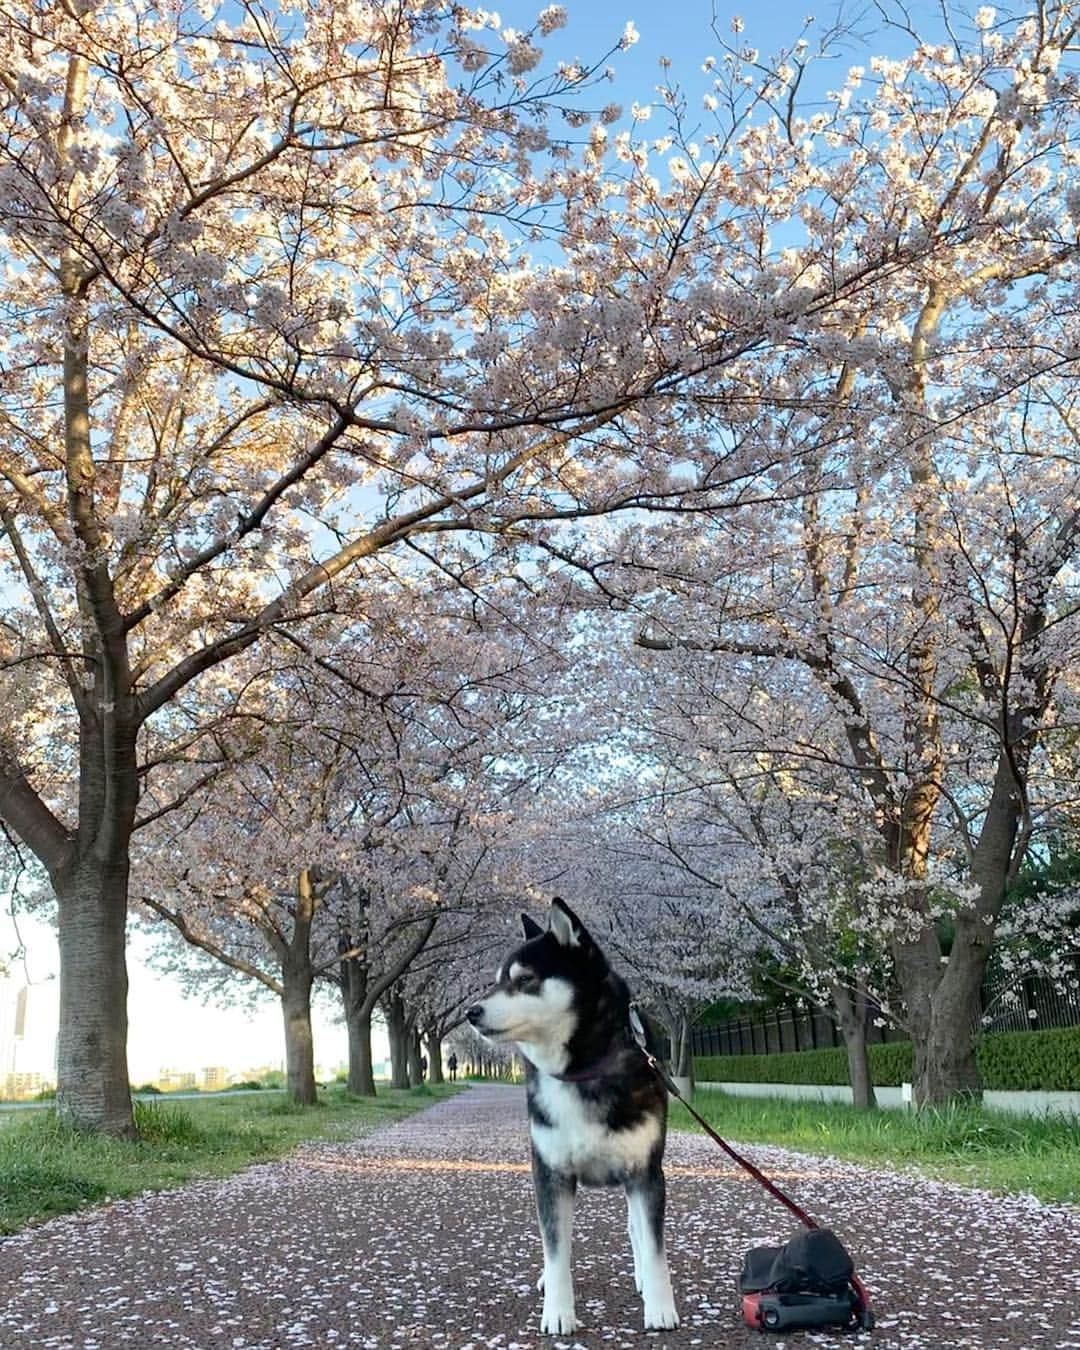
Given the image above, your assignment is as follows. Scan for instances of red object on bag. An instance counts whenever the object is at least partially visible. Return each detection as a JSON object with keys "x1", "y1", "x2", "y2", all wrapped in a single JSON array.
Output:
[{"x1": 742, "y1": 1293, "x2": 765, "y2": 1328}]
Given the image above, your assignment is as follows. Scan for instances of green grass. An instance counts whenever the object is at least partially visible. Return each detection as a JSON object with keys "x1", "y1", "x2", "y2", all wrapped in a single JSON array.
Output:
[
  {"x1": 670, "y1": 1091, "x2": 1080, "y2": 1206},
  {"x1": 0, "y1": 1082, "x2": 459, "y2": 1235}
]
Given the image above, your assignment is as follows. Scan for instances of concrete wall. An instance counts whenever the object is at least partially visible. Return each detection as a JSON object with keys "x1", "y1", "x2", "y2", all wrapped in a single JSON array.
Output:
[{"x1": 697, "y1": 1080, "x2": 1080, "y2": 1117}]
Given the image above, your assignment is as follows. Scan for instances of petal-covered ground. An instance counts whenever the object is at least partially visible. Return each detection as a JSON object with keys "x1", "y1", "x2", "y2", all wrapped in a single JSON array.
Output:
[{"x1": 1, "y1": 1084, "x2": 1077, "y2": 1348}]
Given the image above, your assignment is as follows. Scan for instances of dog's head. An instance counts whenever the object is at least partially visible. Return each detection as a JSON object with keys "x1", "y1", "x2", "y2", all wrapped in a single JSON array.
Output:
[{"x1": 466, "y1": 898, "x2": 606, "y2": 1053}]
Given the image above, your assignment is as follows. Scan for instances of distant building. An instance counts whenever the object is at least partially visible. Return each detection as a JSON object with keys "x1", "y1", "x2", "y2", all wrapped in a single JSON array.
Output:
[
  {"x1": 2, "y1": 1071, "x2": 47, "y2": 1100},
  {"x1": 201, "y1": 1066, "x2": 228, "y2": 1091},
  {"x1": 156, "y1": 1068, "x2": 197, "y2": 1091},
  {"x1": 0, "y1": 978, "x2": 57, "y2": 1097}
]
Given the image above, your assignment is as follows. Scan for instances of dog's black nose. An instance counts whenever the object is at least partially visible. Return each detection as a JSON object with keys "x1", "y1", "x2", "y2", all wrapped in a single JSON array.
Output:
[{"x1": 466, "y1": 1005, "x2": 484, "y2": 1026}]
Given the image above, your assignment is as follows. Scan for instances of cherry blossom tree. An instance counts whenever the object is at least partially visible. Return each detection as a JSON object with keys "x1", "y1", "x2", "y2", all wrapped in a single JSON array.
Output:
[
  {"x1": 377, "y1": 903, "x2": 512, "y2": 1085},
  {"x1": 139, "y1": 718, "x2": 380, "y2": 1105},
  {"x1": 482, "y1": 759, "x2": 755, "y2": 1078},
  {"x1": 138, "y1": 587, "x2": 557, "y2": 1098},
  {"x1": 641, "y1": 693, "x2": 892, "y2": 1108},
  {"x1": 0, "y1": 0, "x2": 799, "y2": 1133}
]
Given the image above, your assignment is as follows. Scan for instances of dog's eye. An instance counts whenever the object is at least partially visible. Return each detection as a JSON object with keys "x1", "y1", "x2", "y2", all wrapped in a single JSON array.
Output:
[{"x1": 517, "y1": 973, "x2": 540, "y2": 994}]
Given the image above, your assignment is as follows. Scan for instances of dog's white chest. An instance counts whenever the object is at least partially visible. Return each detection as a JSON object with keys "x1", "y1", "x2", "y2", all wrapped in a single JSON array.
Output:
[{"x1": 529, "y1": 1076, "x2": 661, "y2": 1181}]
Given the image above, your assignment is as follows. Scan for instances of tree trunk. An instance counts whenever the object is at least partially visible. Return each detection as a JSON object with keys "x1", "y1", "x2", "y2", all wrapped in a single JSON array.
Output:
[
  {"x1": 339, "y1": 923, "x2": 377, "y2": 1097},
  {"x1": 673, "y1": 1015, "x2": 693, "y2": 1080},
  {"x1": 279, "y1": 866, "x2": 327, "y2": 1106},
  {"x1": 385, "y1": 990, "x2": 410, "y2": 1089},
  {"x1": 336, "y1": 891, "x2": 440, "y2": 1095},
  {"x1": 912, "y1": 1022, "x2": 980, "y2": 1106},
  {"x1": 844, "y1": 1027, "x2": 875, "y2": 1111},
  {"x1": 907, "y1": 751, "x2": 1031, "y2": 1107},
  {"x1": 408, "y1": 1025, "x2": 424, "y2": 1086},
  {"x1": 893, "y1": 924, "x2": 984, "y2": 1108},
  {"x1": 912, "y1": 925, "x2": 986, "y2": 1107},
  {"x1": 55, "y1": 855, "x2": 135, "y2": 1136},
  {"x1": 903, "y1": 746, "x2": 1031, "y2": 1107},
  {"x1": 831, "y1": 981, "x2": 877, "y2": 1111},
  {"x1": 426, "y1": 1026, "x2": 444, "y2": 1084},
  {"x1": 345, "y1": 1002, "x2": 377, "y2": 1097},
  {"x1": 282, "y1": 961, "x2": 317, "y2": 1106}
]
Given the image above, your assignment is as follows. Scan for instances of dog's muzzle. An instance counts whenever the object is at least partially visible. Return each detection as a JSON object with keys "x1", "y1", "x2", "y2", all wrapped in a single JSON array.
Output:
[{"x1": 467, "y1": 1003, "x2": 509, "y2": 1039}]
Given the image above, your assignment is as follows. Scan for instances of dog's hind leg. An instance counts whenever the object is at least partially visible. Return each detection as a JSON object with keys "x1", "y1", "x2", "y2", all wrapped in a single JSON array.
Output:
[
  {"x1": 532, "y1": 1151, "x2": 578, "y2": 1335},
  {"x1": 625, "y1": 1163, "x2": 679, "y2": 1331}
]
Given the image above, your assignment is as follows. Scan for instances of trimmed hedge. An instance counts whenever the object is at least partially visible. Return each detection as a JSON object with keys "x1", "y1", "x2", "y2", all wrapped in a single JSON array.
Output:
[
  {"x1": 976, "y1": 1027, "x2": 1080, "y2": 1091},
  {"x1": 695, "y1": 1024, "x2": 1080, "y2": 1092}
]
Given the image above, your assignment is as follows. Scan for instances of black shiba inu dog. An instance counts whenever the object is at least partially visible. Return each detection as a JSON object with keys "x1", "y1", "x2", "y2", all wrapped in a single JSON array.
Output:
[{"x1": 467, "y1": 898, "x2": 679, "y2": 1335}]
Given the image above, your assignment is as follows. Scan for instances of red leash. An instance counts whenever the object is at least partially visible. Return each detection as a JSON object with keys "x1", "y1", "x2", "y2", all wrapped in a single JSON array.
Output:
[
  {"x1": 633, "y1": 1032, "x2": 820, "y2": 1229},
  {"x1": 629, "y1": 1009, "x2": 872, "y2": 1315}
]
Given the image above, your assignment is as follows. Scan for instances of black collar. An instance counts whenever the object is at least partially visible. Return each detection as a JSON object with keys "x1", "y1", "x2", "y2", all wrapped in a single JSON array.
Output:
[
  {"x1": 530, "y1": 1004, "x2": 651, "y2": 1083},
  {"x1": 549, "y1": 1043, "x2": 628, "y2": 1082}
]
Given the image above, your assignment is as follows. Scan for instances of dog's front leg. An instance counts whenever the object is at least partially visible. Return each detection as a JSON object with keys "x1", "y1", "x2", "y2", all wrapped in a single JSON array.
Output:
[
  {"x1": 532, "y1": 1151, "x2": 578, "y2": 1334},
  {"x1": 626, "y1": 1165, "x2": 679, "y2": 1331}
]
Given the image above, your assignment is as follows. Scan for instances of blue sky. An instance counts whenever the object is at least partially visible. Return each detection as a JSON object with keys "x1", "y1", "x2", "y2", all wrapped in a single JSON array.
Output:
[
  {"x1": 493, "y1": 0, "x2": 936, "y2": 106},
  {"x1": 503, "y1": 1, "x2": 835, "y2": 74}
]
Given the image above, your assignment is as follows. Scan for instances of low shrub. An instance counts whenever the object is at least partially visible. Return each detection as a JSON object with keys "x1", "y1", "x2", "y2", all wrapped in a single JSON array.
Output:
[
  {"x1": 132, "y1": 1100, "x2": 205, "y2": 1145},
  {"x1": 694, "y1": 1046, "x2": 850, "y2": 1087},
  {"x1": 695, "y1": 1024, "x2": 1080, "y2": 1092}
]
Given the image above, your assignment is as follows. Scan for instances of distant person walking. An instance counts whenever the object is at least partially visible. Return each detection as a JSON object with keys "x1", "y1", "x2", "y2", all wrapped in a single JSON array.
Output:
[{"x1": 447, "y1": 1053, "x2": 458, "y2": 1082}]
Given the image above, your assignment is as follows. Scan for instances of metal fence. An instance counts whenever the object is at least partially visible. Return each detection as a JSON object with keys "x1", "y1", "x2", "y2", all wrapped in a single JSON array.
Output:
[
  {"x1": 692, "y1": 965, "x2": 1080, "y2": 1059},
  {"x1": 692, "y1": 1004, "x2": 905, "y2": 1060},
  {"x1": 980, "y1": 964, "x2": 1080, "y2": 1034}
]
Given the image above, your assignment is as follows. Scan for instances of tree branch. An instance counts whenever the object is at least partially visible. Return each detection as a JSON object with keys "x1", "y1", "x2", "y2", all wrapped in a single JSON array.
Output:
[{"x1": 140, "y1": 894, "x2": 283, "y2": 996}]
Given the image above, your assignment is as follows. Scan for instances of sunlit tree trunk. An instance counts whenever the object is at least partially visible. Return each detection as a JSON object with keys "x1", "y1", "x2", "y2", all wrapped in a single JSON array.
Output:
[
  {"x1": 55, "y1": 853, "x2": 135, "y2": 1136},
  {"x1": 280, "y1": 869, "x2": 320, "y2": 1106}
]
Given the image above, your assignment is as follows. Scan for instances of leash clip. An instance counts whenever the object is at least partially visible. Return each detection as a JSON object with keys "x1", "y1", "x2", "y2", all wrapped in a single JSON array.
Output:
[
  {"x1": 628, "y1": 1002, "x2": 649, "y2": 1052},
  {"x1": 629, "y1": 1002, "x2": 683, "y2": 1099}
]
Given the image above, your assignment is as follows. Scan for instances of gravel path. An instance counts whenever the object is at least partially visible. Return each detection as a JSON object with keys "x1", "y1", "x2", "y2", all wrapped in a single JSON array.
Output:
[{"x1": 1, "y1": 1084, "x2": 1078, "y2": 1349}]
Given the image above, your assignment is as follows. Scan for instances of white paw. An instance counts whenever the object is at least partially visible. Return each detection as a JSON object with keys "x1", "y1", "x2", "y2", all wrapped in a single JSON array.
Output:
[
  {"x1": 540, "y1": 1305, "x2": 579, "y2": 1335},
  {"x1": 644, "y1": 1300, "x2": 680, "y2": 1331}
]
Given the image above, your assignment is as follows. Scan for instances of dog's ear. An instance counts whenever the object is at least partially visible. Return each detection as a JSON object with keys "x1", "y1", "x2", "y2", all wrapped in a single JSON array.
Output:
[
  {"x1": 520, "y1": 911, "x2": 544, "y2": 940},
  {"x1": 548, "y1": 896, "x2": 591, "y2": 949}
]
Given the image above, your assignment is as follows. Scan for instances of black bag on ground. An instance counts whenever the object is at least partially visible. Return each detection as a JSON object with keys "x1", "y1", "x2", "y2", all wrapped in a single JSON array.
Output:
[
  {"x1": 739, "y1": 1229, "x2": 872, "y2": 1333},
  {"x1": 740, "y1": 1228, "x2": 854, "y2": 1296}
]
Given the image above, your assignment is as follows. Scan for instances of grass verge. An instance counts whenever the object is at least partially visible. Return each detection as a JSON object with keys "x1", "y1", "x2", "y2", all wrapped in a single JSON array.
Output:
[
  {"x1": 0, "y1": 1082, "x2": 459, "y2": 1235},
  {"x1": 670, "y1": 1090, "x2": 1080, "y2": 1206}
]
